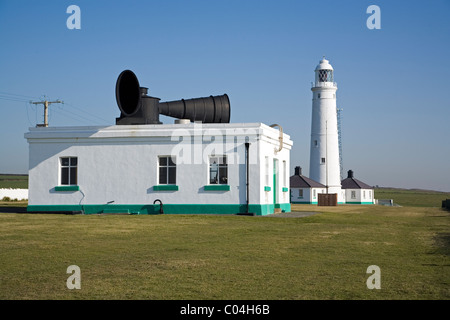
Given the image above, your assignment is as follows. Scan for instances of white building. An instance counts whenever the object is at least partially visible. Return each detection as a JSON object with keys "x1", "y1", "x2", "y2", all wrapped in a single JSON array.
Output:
[
  {"x1": 25, "y1": 122, "x2": 292, "y2": 215},
  {"x1": 290, "y1": 166, "x2": 327, "y2": 204},
  {"x1": 341, "y1": 170, "x2": 375, "y2": 204},
  {"x1": 309, "y1": 58, "x2": 345, "y2": 203}
]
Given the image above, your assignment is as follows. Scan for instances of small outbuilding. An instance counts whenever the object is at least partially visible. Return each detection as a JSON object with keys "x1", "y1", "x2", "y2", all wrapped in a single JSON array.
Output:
[
  {"x1": 290, "y1": 166, "x2": 327, "y2": 204},
  {"x1": 24, "y1": 69, "x2": 293, "y2": 216},
  {"x1": 25, "y1": 122, "x2": 292, "y2": 215},
  {"x1": 341, "y1": 170, "x2": 374, "y2": 204}
]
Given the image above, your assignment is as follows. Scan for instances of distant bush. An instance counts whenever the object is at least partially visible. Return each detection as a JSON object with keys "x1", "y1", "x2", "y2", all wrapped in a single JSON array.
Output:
[{"x1": 1, "y1": 196, "x2": 19, "y2": 202}]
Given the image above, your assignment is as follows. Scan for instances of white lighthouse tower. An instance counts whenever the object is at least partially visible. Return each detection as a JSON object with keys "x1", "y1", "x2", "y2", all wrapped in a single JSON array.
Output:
[{"x1": 309, "y1": 57, "x2": 344, "y2": 203}]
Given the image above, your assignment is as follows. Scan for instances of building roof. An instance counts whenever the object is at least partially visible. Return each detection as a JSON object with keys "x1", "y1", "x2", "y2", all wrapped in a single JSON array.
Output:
[
  {"x1": 290, "y1": 167, "x2": 326, "y2": 188},
  {"x1": 315, "y1": 57, "x2": 334, "y2": 71},
  {"x1": 341, "y1": 170, "x2": 373, "y2": 189}
]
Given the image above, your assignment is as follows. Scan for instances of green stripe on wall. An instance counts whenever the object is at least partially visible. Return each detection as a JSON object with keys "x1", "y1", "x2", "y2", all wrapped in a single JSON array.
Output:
[{"x1": 27, "y1": 203, "x2": 291, "y2": 216}]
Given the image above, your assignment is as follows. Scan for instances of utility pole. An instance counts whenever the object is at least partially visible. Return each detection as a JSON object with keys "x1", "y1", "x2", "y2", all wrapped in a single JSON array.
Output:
[{"x1": 31, "y1": 99, "x2": 63, "y2": 127}]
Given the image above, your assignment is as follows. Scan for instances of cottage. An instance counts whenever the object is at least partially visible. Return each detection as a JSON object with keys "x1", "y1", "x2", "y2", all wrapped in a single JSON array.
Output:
[
  {"x1": 290, "y1": 166, "x2": 327, "y2": 204},
  {"x1": 341, "y1": 170, "x2": 374, "y2": 204}
]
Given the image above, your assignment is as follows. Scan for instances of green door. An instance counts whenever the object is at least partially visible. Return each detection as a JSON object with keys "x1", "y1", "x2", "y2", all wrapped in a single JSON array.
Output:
[{"x1": 273, "y1": 159, "x2": 278, "y2": 212}]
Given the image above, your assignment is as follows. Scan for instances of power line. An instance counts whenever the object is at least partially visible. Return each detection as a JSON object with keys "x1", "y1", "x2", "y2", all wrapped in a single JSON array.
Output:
[
  {"x1": 0, "y1": 96, "x2": 30, "y2": 103},
  {"x1": 61, "y1": 102, "x2": 110, "y2": 124},
  {"x1": 1, "y1": 91, "x2": 111, "y2": 126},
  {"x1": 0, "y1": 91, "x2": 40, "y2": 100},
  {"x1": 52, "y1": 105, "x2": 103, "y2": 125}
]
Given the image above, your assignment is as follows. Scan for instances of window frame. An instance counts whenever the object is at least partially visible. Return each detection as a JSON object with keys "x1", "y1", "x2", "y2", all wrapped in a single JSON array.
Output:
[
  {"x1": 60, "y1": 157, "x2": 78, "y2": 186},
  {"x1": 158, "y1": 155, "x2": 177, "y2": 185},
  {"x1": 209, "y1": 155, "x2": 228, "y2": 185}
]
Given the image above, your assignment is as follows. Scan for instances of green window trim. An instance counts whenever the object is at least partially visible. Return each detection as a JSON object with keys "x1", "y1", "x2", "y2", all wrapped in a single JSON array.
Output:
[
  {"x1": 264, "y1": 186, "x2": 271, "y2": 192},
  {"x1": 54, "y1": 185, "x2": 80, "y2": 192},
  {"x1": 153, "y1": 185, "x2": 179, "y2": 191},
  {"x1": 204, "y1": 185, "x2": 230, "y2": 191},
  {"x1": 282, "y1": 187, "x2": 289, "y2": 192}
]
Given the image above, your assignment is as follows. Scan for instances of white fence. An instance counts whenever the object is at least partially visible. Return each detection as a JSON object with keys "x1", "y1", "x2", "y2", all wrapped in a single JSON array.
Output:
[{"x1": 0, "y1": 188, "x2": 28, "y2": 200}]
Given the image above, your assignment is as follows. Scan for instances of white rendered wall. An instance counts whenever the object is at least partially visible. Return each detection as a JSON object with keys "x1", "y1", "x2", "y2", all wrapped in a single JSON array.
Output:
[
  {"x1": 26, "y1": 123, "x2": 292, "y2": 208},
  {"x1": 345, "y1": 189, "x2": 374, "y2": 204},
  {"x1": 290, "y1": 187, "x2": 330, "y2": 204},
  {"x1": 310, "y1": 85, "x2": 343, "y2": 203},
  {"x1": 257, "y1": 130, "x2": 291, "y2": 207},
  {"x1": 0, "y1": 189, "x2": 28, "y2": 200},
  {"x1": 290, "y1": 188, "x2": 312, "y2": 203}
]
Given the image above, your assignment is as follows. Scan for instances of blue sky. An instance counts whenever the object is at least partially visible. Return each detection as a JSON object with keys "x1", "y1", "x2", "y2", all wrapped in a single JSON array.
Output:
[{"x1": 1, "y1": 0, "x2": 449, "y2": 192}]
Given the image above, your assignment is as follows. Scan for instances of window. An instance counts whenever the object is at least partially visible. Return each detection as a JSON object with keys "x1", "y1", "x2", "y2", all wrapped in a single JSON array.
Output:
[
  {"x1": 314, "y1": 140, "x2": 318, "y2": 147},
  {"x1": 298, "y1": 189, "x2": 303, "y2": 198},
  {"x1": 321, "y1": 157, "x2": 326, "y2": 164},
  {"x1": 60, "y1": 157, "x2": 77, "y2": 185},
  {"x1": 351, "y1": 191, "x2": 356, "y2": 199},
  {"x1": 209, "y1": 156, "x2": 227, "y2": 184},
  {"x1": 363, "y1": 190, "x2": 366, "y2": 199},
  {"x1": 318, "y1": 93, "x2": 321, "y2": 99},
  {"x1": 265, "y1": 156, "x2": 269, "y2": 186},
  {"x1": 369, "y1": 191, "x2": 372, "y2": 199},
  {"x1": 313, "y1": 189, "x2": 316, "y2": 198},
  {"x1": 282, "y1": 160, "x2": 286, "y2": 187},
  {"x1": 159, "y1": 156, "x2": 176, "y2": 184},
  {"x1": 318, "y1": 69, "x2": 333, "y2": 82}
]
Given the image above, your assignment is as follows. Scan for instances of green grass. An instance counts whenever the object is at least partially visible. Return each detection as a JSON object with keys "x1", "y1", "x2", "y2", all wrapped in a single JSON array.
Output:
[
  {"x1": 1, "y1": 188, "x2": 449, "y2": 300},
  {"x1": 375, "y1": 188, "x2": 450, "y2": 207},
  {"x1": 0, "y1": 205, "x2": 449, "y2": 300},
  {"x1": 0, "y1": 174, "x2": 28, "y2": 189}
]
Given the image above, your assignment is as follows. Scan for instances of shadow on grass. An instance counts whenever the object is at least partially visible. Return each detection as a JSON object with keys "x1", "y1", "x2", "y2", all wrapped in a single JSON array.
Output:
[{"x1": 434, "y1": 232, "x2": 450, "y2": 256}]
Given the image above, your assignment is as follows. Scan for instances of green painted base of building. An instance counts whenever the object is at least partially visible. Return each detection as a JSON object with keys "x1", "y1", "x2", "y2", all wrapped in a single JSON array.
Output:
[
  {"x1": 291, "y1": 201, "x2": 316, "y2": 204},
  {"x1": 291, "y1": 201, "x2": 349, "y2": 205},
  {"x1": 27, "y1": 203, "x2": 291, "y2": 216},
  {"x1": 345, "y1": 202, "x2": 374, "y2": 205}
]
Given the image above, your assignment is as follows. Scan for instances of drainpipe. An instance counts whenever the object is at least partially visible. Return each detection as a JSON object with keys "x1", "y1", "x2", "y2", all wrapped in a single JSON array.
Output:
[
  {"x1": 78, "y1": 189, "x2": 85, "y2": 214},
  {"x1": 245, "y1": 142, "x2": 250, "y2": 214},
  {"x1": 153, "y1": 199, "x2": 164, "y2": 214}
]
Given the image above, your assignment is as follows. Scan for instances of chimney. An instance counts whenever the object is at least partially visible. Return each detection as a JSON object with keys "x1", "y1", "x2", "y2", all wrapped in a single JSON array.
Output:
[
  {"x1": 347, "y1": 170, "x2": 354, "y2": 179},
  {"x1": 295, "y1": 166, "x2": 302, "y2": 176}
]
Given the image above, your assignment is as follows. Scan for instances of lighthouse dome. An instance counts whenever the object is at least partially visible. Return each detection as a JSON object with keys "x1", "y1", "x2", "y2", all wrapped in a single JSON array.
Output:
[{"x1": 315, "y1": 58, "x2": 334, "y2": 71}]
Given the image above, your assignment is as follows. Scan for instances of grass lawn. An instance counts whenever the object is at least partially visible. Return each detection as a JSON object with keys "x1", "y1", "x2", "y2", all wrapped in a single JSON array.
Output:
[
  {"x1": 375, "y1": 188, "x2": 450, "y2": 207},
  {"x1": 0, "y1": 175, "x2": 28, "y2": 189},
  {"x1": 0, "y1": 199, "x2": 449, "y2": 300}
]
